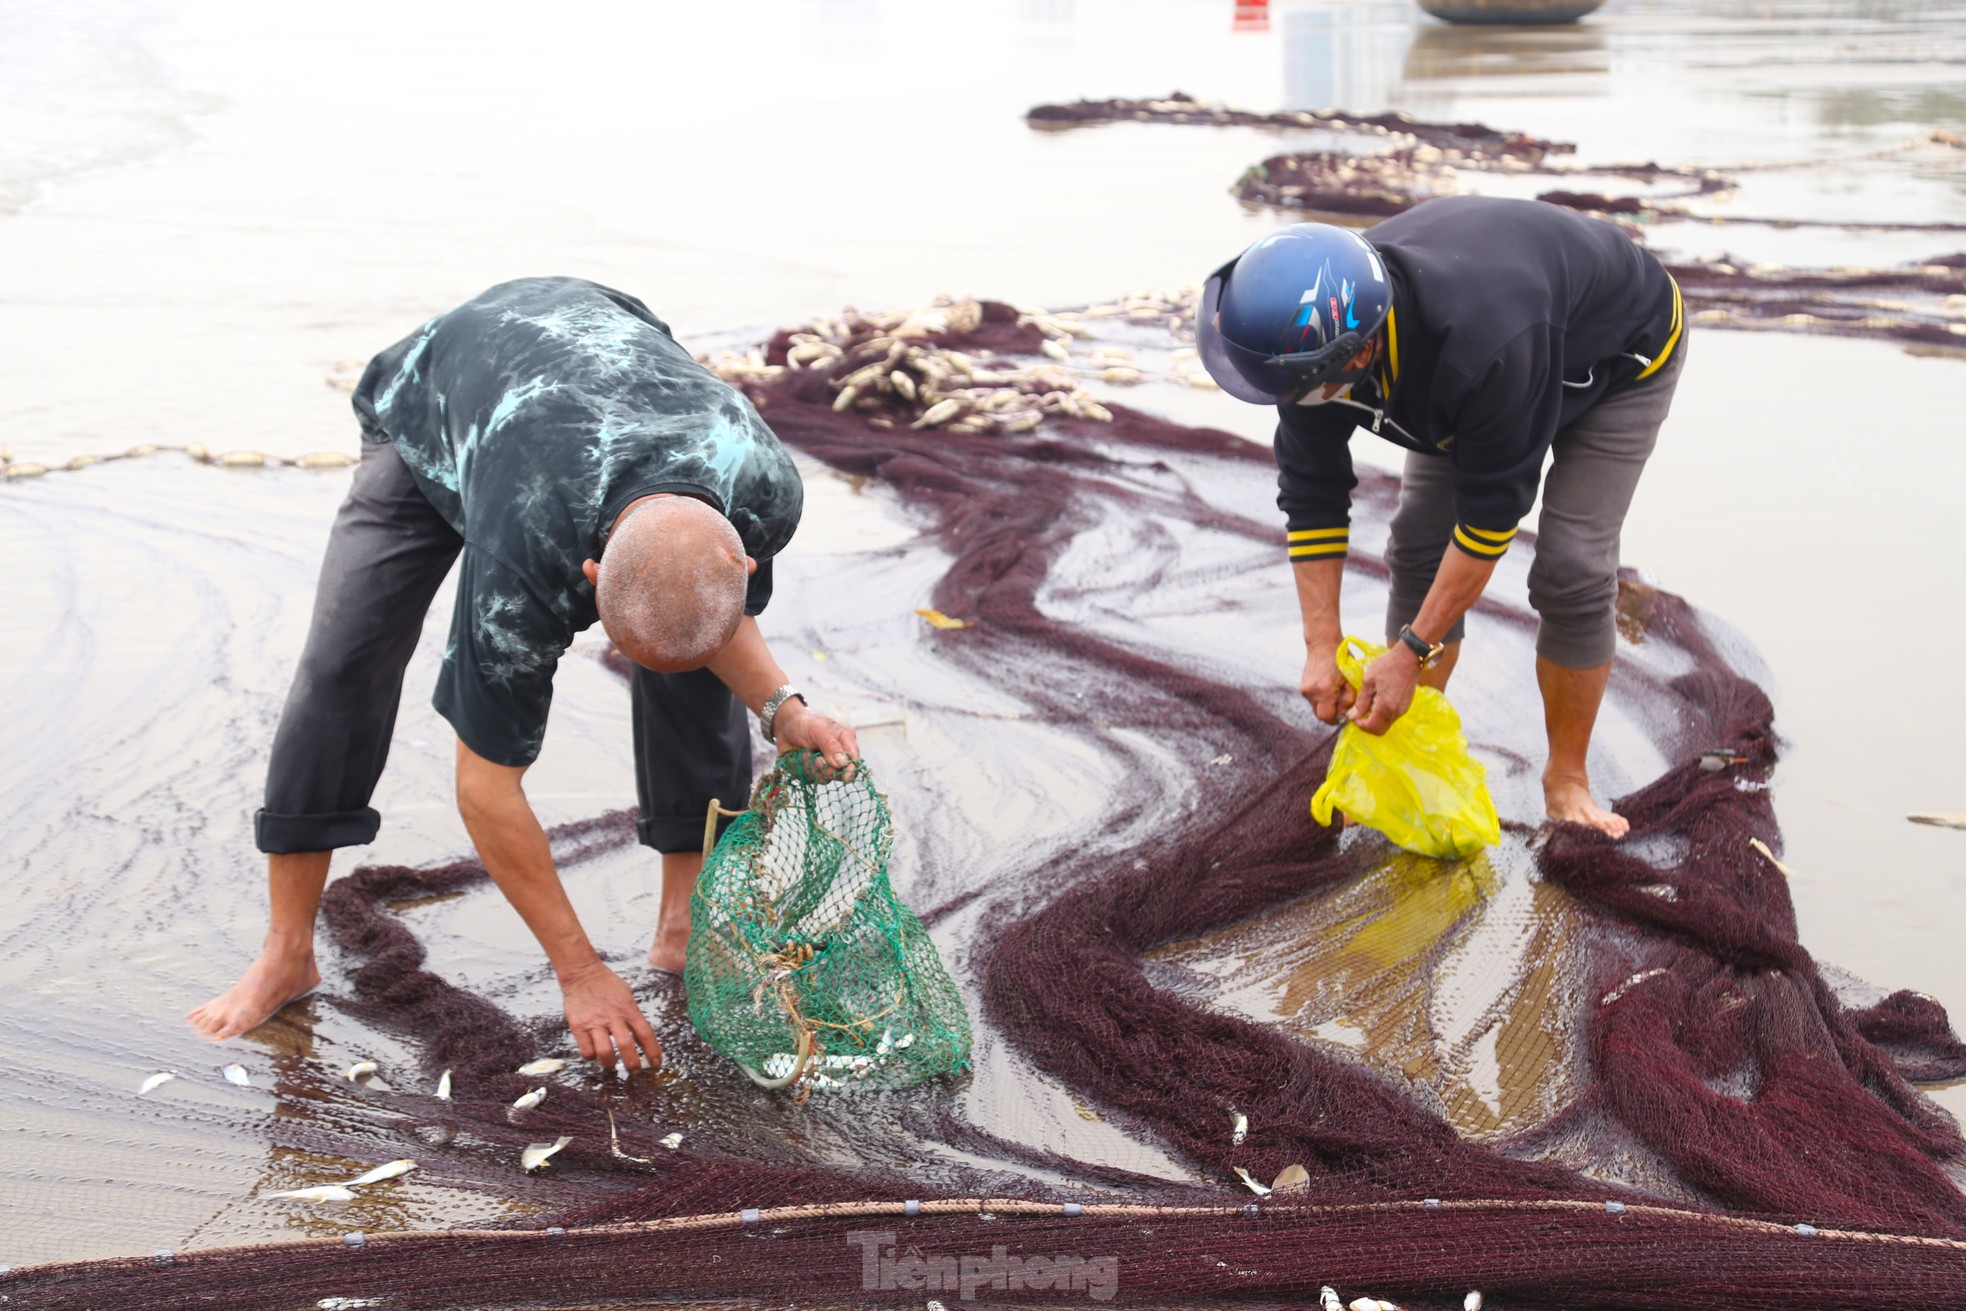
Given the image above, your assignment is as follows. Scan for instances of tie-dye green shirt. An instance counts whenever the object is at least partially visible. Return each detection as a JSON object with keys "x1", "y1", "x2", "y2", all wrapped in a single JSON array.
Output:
[{"x1": 352, "y1": 277, "x2": 803, "y2": 766}]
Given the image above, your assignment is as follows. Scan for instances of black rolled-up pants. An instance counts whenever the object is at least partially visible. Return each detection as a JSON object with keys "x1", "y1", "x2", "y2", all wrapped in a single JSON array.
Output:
[{"x1": 254, "y1": 440, "x2": 753, "y2": 856}]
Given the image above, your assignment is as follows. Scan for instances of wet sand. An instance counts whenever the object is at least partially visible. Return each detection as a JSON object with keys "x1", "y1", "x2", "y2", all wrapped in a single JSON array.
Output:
[{"x1": 3, "y1": 0, "x2": 1964, "y2": 1272}]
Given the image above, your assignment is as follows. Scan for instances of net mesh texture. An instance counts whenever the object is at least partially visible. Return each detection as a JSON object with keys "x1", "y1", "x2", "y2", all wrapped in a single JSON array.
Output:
[
  {"x1": 12, "y1": 302, "x2": 1966, "y2": 1311},
  {"x1": 686, "y1": 753, "x2": 971, "y2": 1094}
]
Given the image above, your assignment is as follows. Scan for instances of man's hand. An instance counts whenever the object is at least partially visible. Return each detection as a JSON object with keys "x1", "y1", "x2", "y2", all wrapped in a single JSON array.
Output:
[
  {"x1": 775, "y1": 701, "x2": 861, "y2": 773},
  {"x1": 1301, "y1": 640, "x2": 1356, "y2": 726},
  {"x1": 557, "y1": 958, "x2": 663, "y2": 1073},
  {"x1": 1349, "y1": 646, "x2": 1422, "y2": 735}
]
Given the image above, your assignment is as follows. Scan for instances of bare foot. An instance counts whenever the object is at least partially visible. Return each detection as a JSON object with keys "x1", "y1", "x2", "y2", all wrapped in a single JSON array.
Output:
[
  {"x1": 188, "y1": 948, "x2": 321, "y2": 1040},
  {"x1": 646, "y1": 923, "x2": 689, "y2": 976},
  {"x1": 1545, "y1": 774, "x2": 1630, "y2": 839}
]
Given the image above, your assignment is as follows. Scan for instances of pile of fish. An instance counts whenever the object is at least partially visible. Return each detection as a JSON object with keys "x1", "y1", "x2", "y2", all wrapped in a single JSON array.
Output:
[
  {"x1": 704, "y1": 291, "x2": 1216, "y2": 432},
  {"x1": 0, "y1": 442, "x2": 355, "y2": 481},
  {"x1": 1026, "y1": 91, "x2": 1567, "y2": 164},
  {"x1": 1233, "y1": 145, "x2": 1731, "y2": 223},
  {"x1": 1232, "y1": 147, "x2": 1472, "y2": 219},
  {"x1": 1670, "y1": 255, "x2": 1966, "y2": 347}
]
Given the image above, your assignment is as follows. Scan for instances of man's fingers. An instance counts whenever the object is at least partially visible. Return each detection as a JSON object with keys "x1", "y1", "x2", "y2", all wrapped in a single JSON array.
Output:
[
  {"x1": 628, "y1": 1012, "x2": 664, "y2": 1070},
  {"x1": 572, "y1": 1024, "x2": 598, "y2": 1064},
  {"x1": 606, "y1": 1019, "x2": 641, "y2": 1073},
  {"x1": 817, "y1": 721, "x2": 857, "y2": 769}
]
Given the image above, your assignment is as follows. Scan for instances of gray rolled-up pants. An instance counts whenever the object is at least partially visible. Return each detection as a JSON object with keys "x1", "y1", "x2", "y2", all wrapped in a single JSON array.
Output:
[
  {"x1": 1383, "y1": 338, "x2": 1687, "y2": 669},
  {"x1": 255, "y1": 440, "x2": 753, "y2": 856}
]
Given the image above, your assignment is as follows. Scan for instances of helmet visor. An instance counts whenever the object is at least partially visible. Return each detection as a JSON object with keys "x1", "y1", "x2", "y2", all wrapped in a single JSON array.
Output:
[{"x1": 1197, "y1": 270, "x2": 1366, "y2": 407}]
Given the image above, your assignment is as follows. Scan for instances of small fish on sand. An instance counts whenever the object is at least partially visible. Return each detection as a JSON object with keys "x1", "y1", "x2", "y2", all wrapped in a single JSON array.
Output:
[
  {"x1": 1319, "y1": 1288, "x2": 1342, "y2": 1311},
  {"x1": 1232, "y1": 1166, "x2": 1271, "y2": 1196},
  {"x1": 137, "y1": 1071, "x2": 176, "y2": 1096},
  {"x1": 340, "y1": 1159, "x2": 417, "y2": 1187},
  {"x1": 270, "y1": 1185, "x2": 356, "y2": 1203},
  {"x1": 516, "y1": 1058, "x2": 567, "y2": 1076},
  {"x1": 607, "y1": 1108, "x2": 652, "y2": 1163},
  {"x1": 1908, "y1": 812, "x2": 1966, "y2": 830},
  {"x1": 1747, "y1": 836, "x2": 1792, "y2": 877},
  {"x1": 521, "y1": 1136, "x2": 572, "y2": 1172},
  {"x1": 344, "y1": 1061, "x2": 378, "y2": 1082},
  {"x1": 512, "y1": 1086, "x2": 547, "y2": 1111},
  {"x1": 222, "y1": 1064, "x2": 251, "y2": 1087},
  {"x1": 659, "y1": 1132, "x2": 683, "y2": 1150},
  {"x1": 1230, "y1": 1110, "x2": 1248, "y2": 1145},
  {"x1": 434, "y1": 1069, "x2": 452, "y2": 1100}
]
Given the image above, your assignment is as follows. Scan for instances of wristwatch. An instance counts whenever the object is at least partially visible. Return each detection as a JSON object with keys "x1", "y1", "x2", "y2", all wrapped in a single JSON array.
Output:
[
  {"x1": 758, "y1": 683, "x2": 807, "y2": 743},
  {"x1": 1396, "y1": 624, "x2": 1445, "y2": 669}
]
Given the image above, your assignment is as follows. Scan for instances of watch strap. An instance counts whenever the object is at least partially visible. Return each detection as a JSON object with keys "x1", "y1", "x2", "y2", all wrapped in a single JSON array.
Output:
[
  {"x1": 1396, "y1": 624, "x2": 1443, "y2": 668},
  {"x1": 758, "y1": 684, "x2": 806, "y2": 743}
]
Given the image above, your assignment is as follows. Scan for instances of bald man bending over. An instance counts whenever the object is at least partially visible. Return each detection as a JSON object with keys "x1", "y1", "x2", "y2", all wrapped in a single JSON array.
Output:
[{"x1": 190, "y1": 277, "x2": 854, "y2": 1070}]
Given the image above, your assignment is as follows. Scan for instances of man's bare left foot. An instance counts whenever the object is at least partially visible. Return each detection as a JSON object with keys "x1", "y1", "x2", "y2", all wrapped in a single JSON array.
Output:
[
  {"x1": 646, "y1": 926, "x2": 688, "y2": 976},
  {"x1": 188, "y1": 948, "x2": 321, "y2": 1041},
  {"x1": 1545, "y1": 775, "x2": 1630, "y2": 839}
]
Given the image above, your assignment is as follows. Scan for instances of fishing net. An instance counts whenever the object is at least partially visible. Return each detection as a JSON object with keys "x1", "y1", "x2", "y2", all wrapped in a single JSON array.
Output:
[
  {"x1": 1021, "y1": 94, "x2": 1966, "y2": 354},
  {"x1": 12, "y1": 291, "x2": 1966, "y2": 1311},
  {"x1": 686, "y1": 751, "x2": 971, "y2": 1094}
]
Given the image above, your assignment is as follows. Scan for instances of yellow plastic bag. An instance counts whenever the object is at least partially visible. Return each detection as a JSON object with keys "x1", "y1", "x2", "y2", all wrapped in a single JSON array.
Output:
[{"x1": 1309, "y1": 636, "x2": 1501, "y2": 860}]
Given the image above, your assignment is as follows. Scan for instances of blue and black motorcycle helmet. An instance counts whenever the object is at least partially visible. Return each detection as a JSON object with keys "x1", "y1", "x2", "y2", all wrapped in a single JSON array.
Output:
[{"x1": 1198, "y1": 223, "x2": 1395, "y2": 405}]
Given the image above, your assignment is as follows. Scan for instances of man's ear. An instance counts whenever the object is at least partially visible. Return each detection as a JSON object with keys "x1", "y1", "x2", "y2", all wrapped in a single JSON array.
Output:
[
  {"x1": 745, "y1": 556, "x2": 758, "y2": 578},
  {"x1": 581, "y1": 558, "x2": 600, "y2": 586}
]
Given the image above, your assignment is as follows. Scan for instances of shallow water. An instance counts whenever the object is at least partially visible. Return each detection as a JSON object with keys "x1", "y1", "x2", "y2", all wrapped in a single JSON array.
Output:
[{"x1": 3, "y1": 0, "x2": 1964, "y2": 1274}]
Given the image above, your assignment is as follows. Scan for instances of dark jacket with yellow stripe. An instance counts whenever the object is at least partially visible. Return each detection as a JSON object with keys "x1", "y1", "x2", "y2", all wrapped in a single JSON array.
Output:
[{"x1": 1275, "y1": 196, "x2": 1682, "y2": 564}]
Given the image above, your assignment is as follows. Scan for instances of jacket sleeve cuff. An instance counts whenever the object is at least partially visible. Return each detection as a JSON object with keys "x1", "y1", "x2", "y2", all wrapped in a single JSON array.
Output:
[
  {"x1": 1451, "y1": 522, "x2": 1518, "y2": 559},
  {"x1": 1287, "y1": 526, "x2": 1350, "y2": 561}
]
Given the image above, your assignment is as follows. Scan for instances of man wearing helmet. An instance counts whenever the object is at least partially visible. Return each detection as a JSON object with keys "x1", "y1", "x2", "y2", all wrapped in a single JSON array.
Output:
[{"x1": 1199, "y1": 196, "x2": 1686, "y2": 837}]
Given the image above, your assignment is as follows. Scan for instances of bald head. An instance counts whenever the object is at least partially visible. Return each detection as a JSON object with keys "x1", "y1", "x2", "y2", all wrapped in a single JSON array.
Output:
[{"x1": 594, "y1": 497, "x2": 748, "y2": 672}]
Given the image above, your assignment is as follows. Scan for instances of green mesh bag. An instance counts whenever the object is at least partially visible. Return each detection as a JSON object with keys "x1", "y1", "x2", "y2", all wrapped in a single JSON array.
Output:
[{"x1": 685, "y1": 751, "x2": 971, "y2": 1093}]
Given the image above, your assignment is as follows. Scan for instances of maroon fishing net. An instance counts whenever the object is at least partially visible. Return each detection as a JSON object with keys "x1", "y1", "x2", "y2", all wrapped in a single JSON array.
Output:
[
  {"x1": 1029, "y1": 94, "x2": 1966, "y2": 354},
  {"x1": 13, "y1": 302, "x2": 1966, "y2": 1311}
]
